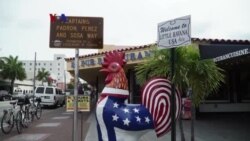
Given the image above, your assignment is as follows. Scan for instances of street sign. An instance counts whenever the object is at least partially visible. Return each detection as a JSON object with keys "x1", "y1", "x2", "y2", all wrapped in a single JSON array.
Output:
[
  {"x1": 49, "y1": 16, "x2": 103, "y2": 49},
  {"x1": 157, "y1": 15, "x2": 191, "y2": 48},
  {"x1": 66, "y1": 96, "x2": 90, "y2": 112}
]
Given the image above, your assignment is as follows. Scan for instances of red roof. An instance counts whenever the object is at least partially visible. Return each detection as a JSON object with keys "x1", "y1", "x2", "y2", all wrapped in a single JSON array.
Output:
[{"x1": 65, "y1": 38, "x2": 250, "y2": 61}]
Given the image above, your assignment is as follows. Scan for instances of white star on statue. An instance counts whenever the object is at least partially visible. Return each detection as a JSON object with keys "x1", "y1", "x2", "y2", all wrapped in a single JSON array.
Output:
[
  {"x1": 135, "y1": 116, "x2": 141, "y2": 122},
  {"x1": 113, "y1": 102, "x2": 119, "y2": 108},
  {"x1": 123, "y1": 108, "x2": 129, "y2": 113},
  {"x1": 123, "y1": 118, "x2": 130, "y2": 126},
  {"x1": 133, "y1": 108, "x2": 139, "y2": 113},
  {"x1": 145, "y1": 117, "x2": 150, "y2": 124},
  {"x1": 112, "y1": 114, "x2": 119, "y2": 121}
]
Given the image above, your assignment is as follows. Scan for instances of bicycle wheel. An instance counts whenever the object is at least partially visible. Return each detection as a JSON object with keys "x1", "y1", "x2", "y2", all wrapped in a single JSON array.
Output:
[
  {"x1": 30, "y1": 106, "x2": 34, "y2": 122},
  {"x1": 36, "y1": 104, "x2": 42, "y2": 120},
  {"x1": 22, "y1": 108, "x2": 30, "y2": 128},
  {"x1": 16, "y1": 111, "x2": 23, "y2": 134},
  {"x1": 1, "y1": 111, "x2": 14, "y2": 134}
]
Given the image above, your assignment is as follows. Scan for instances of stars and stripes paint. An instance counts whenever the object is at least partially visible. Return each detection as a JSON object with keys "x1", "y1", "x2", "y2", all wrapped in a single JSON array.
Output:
[
  {"x1": 142, "y1": 77, "x2": 182, "y2": 137},
  {"x1": 96, "y1": 77, "x2": 181, "y2": 141},
  {"x1": 103, "y1": 96, "x2": 154, "y2": 131}
]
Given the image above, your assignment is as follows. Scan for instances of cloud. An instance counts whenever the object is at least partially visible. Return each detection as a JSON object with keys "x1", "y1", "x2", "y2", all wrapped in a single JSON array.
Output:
[{"x1": 0, "y1": 0, "x2": 250, "y2": 60}]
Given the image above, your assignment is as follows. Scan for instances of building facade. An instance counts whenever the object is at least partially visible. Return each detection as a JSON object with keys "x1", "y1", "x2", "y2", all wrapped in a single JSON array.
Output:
[
  {"x1": 66, "y1": 38, "x2": 250, "y2": 112},
  {"x1": 21, "y1": 54, "x2": 66, "y2": 83}
]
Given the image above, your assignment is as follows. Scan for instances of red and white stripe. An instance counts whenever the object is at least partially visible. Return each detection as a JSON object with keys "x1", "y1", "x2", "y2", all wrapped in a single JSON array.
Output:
[{"x1": 141, "y1": 77, "x2": 181, "y2": 137}]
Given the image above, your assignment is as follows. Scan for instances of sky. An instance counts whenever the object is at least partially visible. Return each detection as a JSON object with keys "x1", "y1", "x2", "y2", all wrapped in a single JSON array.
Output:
[{"x1": 0, "y1": 0, "x2": 250, "y2": 60}]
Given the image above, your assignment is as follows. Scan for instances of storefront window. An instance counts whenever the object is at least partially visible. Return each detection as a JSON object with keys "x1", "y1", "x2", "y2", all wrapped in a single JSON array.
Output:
[{"x1": 239, "y1": 70, "x2": 250, "y2": 102}]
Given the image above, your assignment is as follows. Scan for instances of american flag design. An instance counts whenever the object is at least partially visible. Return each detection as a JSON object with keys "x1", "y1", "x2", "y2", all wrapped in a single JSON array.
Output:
[
  {"x1": 96, "y1": 88, "x2": 155, "y2": 141},
  {"x1": 142, "y1": 77, "x2": 182, "y2": 137},
  {"x1": 96, "y1": 78, "x2": 181, "y2": 141}
]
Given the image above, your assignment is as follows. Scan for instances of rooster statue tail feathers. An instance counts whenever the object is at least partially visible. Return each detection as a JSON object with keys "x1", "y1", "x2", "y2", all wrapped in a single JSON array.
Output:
[
  {"x1": 96, "y1": 51, "x2": 182, "y2": 141},
  {"x1": 141, "y1": 77, "x2": 182, "y2": 137}
]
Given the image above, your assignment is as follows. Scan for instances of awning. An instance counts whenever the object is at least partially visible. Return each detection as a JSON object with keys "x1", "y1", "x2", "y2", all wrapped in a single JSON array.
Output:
[{"x1": 199, "y1": 44, "x2": 250, "y2": 62}]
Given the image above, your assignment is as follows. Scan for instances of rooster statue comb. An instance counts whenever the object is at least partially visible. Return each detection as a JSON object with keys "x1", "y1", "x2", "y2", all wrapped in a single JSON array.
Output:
[{"x1": 96, "y1": 51, "x2": 181, "y2": 141}]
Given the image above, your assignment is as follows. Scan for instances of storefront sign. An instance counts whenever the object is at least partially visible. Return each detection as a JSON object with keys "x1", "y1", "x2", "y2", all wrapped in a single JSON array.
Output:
[
  {"x1": 157, "y1": 15, "x2": 191, "y2": 48},
  {"x1": 66, "y1": 96, "x2": 90, "y2": 112},
  {"x1": 70, "y1": 50, "x2": 151, "y2": 68},
  {"x1": 49, "y1": 15, "x2": 103, "y2": 49},
  {"x1": 199, "y1": 44, "x2": 250, "y2": 62}
]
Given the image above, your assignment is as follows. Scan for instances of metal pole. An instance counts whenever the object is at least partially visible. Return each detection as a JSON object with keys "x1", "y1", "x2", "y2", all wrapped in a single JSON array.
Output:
[
  {"x1": 171, "y1": 48, "x2": 176, "y2": 141},
  {"x1": 73, "y1": 49, "x2": 79, "y2": 141},
  {"x1": 64, "y1": 70, "x2": 66, "y2": 92},
  {"x1": 33, "y1": 52, "x2": 36, "y2": 103},
  {"x1": 81, "y1": 112, "x2": 83, "y2": 141}
]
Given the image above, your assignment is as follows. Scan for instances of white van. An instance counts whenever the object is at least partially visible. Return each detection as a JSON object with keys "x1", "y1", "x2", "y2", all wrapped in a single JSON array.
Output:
[{"x1": 35, "y1": 86, "x2": 65, "y2": 107}]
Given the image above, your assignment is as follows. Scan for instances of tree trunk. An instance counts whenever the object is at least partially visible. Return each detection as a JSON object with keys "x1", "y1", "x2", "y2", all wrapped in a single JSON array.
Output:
[
  {"x1": 10, "y1": 79, "x2": 15, "y2": 94},
  {"x1": 178, "y1": 116, "x2": 186, "y2": 141}
]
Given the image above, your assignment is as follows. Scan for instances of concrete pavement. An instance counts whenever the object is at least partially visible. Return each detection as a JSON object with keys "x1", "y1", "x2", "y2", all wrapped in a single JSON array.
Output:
[
  {"x1": 1, "y1": 100, "x2": 249, "y2": 141},
  {"x1": 85, "y1": 111, "x2": 250, "y2": 141}
]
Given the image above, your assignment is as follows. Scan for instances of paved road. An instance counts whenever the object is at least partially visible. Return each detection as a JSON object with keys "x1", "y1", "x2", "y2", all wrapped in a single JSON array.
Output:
[
  {"x1": 85, "y1": 111, "x2": 250, "y2": 141},
  {"x1": 1, "y1": 101, "x2": 250, "y2": 141},
  {"x1": 0, "y1": 106, "x2": 92, "y2": 141}
]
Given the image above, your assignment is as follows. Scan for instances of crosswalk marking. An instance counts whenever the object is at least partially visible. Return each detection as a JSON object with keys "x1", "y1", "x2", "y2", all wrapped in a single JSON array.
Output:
[
  {"x1": 36, "y1": 123, "x2": 60, "y2": 127},
  {"x1": 4, "y1": 133, "x2": 49, "y2": 141},
  {"x1": 52, "y1": 116, "x2": 70, "y2": 119}
]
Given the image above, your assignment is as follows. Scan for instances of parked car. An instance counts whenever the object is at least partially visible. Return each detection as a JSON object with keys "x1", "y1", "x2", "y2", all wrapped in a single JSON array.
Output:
[
  {"x1": 35, "y1": 86, "x2": 65, "y2": 107},
  {"x1": 0, "y1": 90, "x2": 12, "y2": 101}
]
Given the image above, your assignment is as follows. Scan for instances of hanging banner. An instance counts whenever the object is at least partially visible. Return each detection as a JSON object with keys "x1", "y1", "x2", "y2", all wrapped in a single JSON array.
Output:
[
  {"x1": 157, "y1": 15, "x2": 191, "y2": 49},
  {"x1": 66, "y1": 96, "x2": 90, "y2": 112}
]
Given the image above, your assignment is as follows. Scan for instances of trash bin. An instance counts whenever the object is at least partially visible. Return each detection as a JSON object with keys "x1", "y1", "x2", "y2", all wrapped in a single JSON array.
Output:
[{"x1": 182, "y1": 98, "x2": 191, "y2": 120}]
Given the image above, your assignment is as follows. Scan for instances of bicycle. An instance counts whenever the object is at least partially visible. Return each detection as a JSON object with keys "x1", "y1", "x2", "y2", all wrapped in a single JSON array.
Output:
[
  {"x1": 29, "y1": 96, "x2": 42, "y2": 121},
  {"x1": 1, "y1": 101, "x2": 23, "y2": 134},
  {"x1": 17, "y1": 96, "x2": 32, "y2": 128}
]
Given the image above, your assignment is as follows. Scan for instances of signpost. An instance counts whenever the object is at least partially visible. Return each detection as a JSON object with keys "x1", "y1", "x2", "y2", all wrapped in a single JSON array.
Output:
[
  {"x1": 49, "y1": 16, "x2": 103, "y2": 49},
  {"x1": 66, "y1": 96, "x2": 91, "y2": 112},
  {"x1": 157, "y1": 15, "x2": 191, "y2": 141},
  {"x1": 158, "y1": 15, "x2": 191, "y2": 48},
  {"x1": 49, "y1": 15, "x2": 103, "y2": 141}
]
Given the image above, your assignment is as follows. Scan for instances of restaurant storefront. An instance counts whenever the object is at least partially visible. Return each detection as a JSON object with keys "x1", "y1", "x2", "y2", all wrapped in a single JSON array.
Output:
[{"x1": 66, "y1": 38, "x2": 250, "y2": 112}]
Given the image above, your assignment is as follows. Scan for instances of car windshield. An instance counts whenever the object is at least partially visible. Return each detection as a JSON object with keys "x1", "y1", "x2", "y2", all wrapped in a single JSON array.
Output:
[
  {"x1": 45, "y1": 88, "x2": 53, "y2": 94},
  {"x1": 36, "y1": 87, "x2": 44, "y2": 93}
]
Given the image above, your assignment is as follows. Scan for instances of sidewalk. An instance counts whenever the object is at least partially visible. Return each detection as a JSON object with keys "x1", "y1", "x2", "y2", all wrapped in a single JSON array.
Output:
[{"x1": 85, "y1": 112, "x2": 250, "y2": 141}]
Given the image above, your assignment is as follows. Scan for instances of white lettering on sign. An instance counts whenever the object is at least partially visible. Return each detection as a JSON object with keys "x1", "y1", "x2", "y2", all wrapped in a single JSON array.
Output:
[
  {"x1": 70, "y1": 50, "x2": 152, "y2": 68},
  {"x1": 213, "y1": 48, "x2": 249, "y2": 62},
  {"x1": 157, "y1": 15, "x2": 191, "y2": 49}
]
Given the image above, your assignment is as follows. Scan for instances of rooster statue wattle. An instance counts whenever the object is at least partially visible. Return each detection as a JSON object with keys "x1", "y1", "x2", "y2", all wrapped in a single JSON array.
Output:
[{"x1": 96, "y1": 51, "x2": 181, "y2": 141}]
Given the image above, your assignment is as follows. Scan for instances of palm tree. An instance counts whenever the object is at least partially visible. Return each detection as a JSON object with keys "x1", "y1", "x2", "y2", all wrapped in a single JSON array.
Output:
[
  {"x1": 135, "y1": 44, "x2": 224, "y2": 141},
  {"x1": 0, "y1": 55, "x2": 26, "y2": 94},
  {"x1": 36, "y1": 68, "x2": 50, "y2": 85}
]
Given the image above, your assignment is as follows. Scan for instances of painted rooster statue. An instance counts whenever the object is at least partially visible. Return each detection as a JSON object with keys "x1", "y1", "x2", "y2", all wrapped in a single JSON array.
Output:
[{"x1": 96, "y1": 51, "x2": 181, "y2": 141}]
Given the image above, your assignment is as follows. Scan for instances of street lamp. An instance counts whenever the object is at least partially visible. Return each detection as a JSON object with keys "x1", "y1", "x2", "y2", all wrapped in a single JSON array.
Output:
[{"x1": 33, "y1": 52, "x2": 37, "y2": 103}]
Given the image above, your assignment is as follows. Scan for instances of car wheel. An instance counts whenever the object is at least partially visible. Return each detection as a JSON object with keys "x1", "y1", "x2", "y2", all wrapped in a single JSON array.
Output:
[
  {"x1": 54, "y1": 101, "x2": 58, "y2": 108},
  {"x1": 60, "y1": 100, "x2": 65, "y2": 107}
]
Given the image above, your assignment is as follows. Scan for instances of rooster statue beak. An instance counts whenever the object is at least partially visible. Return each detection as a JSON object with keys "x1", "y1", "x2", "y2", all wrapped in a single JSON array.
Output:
[{"x1": 100, "y1": 68, "x2": 110, "y2": 74}]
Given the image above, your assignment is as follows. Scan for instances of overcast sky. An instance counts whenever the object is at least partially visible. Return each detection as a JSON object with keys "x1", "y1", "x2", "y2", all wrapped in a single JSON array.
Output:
[{"x1": 0, "y1": 0, "x2": 249, "y2": 60}]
